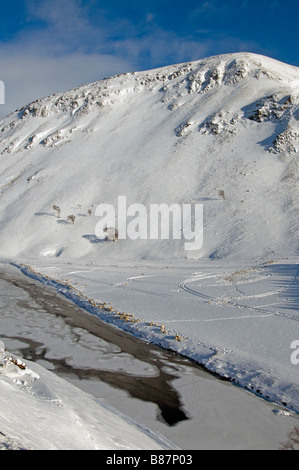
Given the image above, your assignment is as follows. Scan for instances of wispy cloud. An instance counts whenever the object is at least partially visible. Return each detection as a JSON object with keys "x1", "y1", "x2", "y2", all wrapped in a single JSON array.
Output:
[
  {"x1": 0, "y1": 45, "x2": 132, "y2": 117},
  {"x1": 0, "y1": 1, "x2": 203, "y2": 115},
  {"x1": 0, "y1": 1, "x2": 135, "y2": 116},
  {"x1": 0, "y1": 0, "x2": 279, "y2": 117}
]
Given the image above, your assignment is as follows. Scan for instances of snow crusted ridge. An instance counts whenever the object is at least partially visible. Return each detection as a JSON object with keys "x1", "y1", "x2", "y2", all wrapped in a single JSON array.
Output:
[{"x1": 0, "y1": 52, "x2": 298, "y2": 155}]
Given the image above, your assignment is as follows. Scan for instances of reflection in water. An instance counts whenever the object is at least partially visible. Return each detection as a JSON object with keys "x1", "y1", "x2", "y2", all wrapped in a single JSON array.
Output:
[
  {"x1": 2, "y1": 333, "x2": 191, "y2": 425},
  {"x1": 0, "y1": 266, "x2": 207, "y2": 425},
  {"x1": 2, "y1": 265, "x2": 298, "y2": 450}
]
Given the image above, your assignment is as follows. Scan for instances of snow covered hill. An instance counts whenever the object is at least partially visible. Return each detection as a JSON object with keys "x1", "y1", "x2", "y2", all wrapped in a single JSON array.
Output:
[
  {"x1": 0, "y1": 52, "x2": 298, "y2": 263},
  {"x1": 0, "y1": 53, "x2": 298, "y2": 448}
]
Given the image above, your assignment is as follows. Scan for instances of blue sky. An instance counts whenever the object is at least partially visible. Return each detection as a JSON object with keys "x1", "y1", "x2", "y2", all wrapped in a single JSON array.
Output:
[{"x1": 0, "y1": 0, "x2": 298, "y2": 116}]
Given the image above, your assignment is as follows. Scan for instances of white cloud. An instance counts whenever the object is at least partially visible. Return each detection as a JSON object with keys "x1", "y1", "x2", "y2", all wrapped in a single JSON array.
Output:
[
  {"x1": 0, "y1": 0, "x2": 273, "y2": 118},
  {"x1": 0, "y1": 1, "x2": 209, "y2": 116},
  {"x1": 0, "y1": 1, "x2": 136, "y2": 116},
  {"x1": 0, "y1": 47, "x2": 132, "y2": 117}
]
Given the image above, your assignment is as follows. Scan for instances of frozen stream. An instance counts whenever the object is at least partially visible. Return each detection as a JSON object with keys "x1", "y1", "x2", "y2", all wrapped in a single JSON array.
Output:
[{"x1": 0, "y1": 263, "x2": 298, "y2": 450}]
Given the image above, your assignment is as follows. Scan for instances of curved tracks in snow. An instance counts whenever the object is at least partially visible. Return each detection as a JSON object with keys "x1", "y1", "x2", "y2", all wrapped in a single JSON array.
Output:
[{"x1": 179, "y1": 264, "x2": 299, "y2": 322}]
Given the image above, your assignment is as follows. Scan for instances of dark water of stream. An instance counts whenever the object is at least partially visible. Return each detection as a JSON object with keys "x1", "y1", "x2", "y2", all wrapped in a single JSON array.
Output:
[
  {"x1": 1, "y1": 263, "x2": 297, "y2": 450},
  {"x1": 0, "y1": 264, "x2": 207, "y2": 426}
]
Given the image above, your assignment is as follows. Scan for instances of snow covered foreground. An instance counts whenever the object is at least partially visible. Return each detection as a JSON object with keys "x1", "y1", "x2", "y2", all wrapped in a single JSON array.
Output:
[
  {"x1": 0, "y1": 346, "x2": 177, "y2": 450},
  {"x1": 0, "y1": 52, "x2": 298, "y2": 448},
  {"x1": 13, "y1": 257, "x2": 299, "y2": 417}
]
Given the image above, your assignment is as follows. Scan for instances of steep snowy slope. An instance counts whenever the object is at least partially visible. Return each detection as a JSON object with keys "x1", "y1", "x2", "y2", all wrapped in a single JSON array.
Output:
[
  {"x1": 0, "y1": 52, "x2": 298, "y2": 263},
  {"x1": 0, "y1": 347, "x2": 176, "y2": 450}
]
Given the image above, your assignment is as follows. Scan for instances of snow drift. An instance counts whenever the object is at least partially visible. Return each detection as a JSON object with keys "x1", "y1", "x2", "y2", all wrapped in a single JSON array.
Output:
[{"x1": 0, "y1": 347, "x2": 176, "y2": 450}]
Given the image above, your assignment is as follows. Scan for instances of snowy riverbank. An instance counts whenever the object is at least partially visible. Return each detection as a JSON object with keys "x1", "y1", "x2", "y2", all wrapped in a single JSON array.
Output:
[
  {"x1": 1, "y1": 261, "x2": 298, "y2": 450},
  {"x1": 0, "y1": 347, "x2": 177, "y2": 450},
  {"x1": 10, "y1": 256, "x2": 299, "y2": 415}
]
